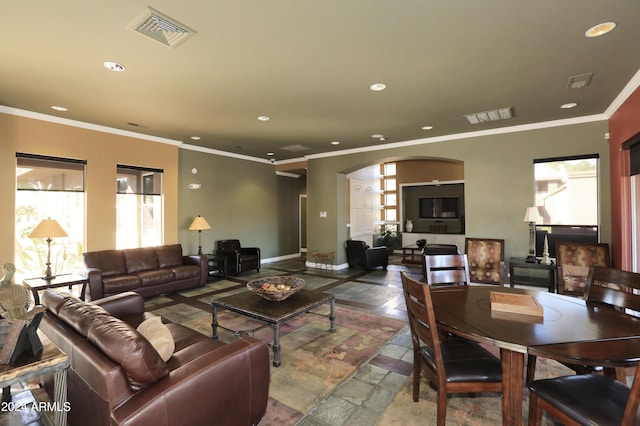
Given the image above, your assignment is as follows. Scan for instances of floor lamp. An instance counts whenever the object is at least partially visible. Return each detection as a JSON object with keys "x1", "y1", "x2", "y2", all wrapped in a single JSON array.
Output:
[
  {"x1": 28, "y1": 218, "x2": 68, "y2": 280},
  {"x1": 188, "y1": 215, "x2": 211, "y2": 255},
  {"x1": 523, "y1": 207, "x2": 540, "y2": 263}
]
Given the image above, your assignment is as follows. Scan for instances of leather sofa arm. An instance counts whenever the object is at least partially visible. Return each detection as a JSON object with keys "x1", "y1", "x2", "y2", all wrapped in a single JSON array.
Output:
[
  {"x1": 365, "y1": 246, "x2": 389, "y2": 269},
  {"x1": 183, "y1": 254, "x2": 208, "y2": 285},
  {"x1": 239, "y1": 247, "x2": 260, "y2": 256},
  {"x1": 93, "y1": 291, "x2": 145, "y2": 319},
  {"x1": 84, "y1": 267, "x2": 104, "y2": 301},
  {"x1": 110, "y1": 337, "x2": 270, "y2": 426}
]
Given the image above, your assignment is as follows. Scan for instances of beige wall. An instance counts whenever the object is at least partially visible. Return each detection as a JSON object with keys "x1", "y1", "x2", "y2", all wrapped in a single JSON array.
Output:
[
  {"x1": 1, "y1": 112, "x2": 179, "y2": 264},
  {"x1": 396, "y1": 159, "x2": 464, "y2": 184},
  {"x1": 307, "y1": 121, "x2": 611, "y2": 265}
]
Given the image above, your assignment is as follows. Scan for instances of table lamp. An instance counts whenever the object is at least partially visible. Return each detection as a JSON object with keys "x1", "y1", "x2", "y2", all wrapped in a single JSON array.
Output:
[
  {"x1": 188, "y1": 215, "x2": 211, "y2": 255},
  {"x1": 523, "y1": 207, "x2": 540, "y2": 263},
  {"x1": 28, "y1": 218, "x2": 68, "y2": 280}
]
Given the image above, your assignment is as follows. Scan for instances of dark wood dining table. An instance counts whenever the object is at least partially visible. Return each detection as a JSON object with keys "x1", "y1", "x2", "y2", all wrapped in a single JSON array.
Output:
[{"x1": 430, "y1": 286, "x2": 640, "y2": 425}]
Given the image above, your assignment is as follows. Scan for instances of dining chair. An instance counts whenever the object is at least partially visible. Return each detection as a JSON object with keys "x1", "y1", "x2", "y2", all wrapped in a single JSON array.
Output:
[
  {"x1": 400, "y1": 272, "x2": 503, "y2": 426},
  {"x1": 555, "y1": 241, "x2": 610, "y2": 296},
  {"x1": 423, "y1": 254, "x2": 471, "y2": 287},
  {"x1": 526, "y1": 265, "x2": 639, "y2": 385},
  {"x1": 464, "y1": 237, "x2": 505, "y2": 285},
  {"x1": 527, "y1": 351, "x2": 640, "y2": 425}
]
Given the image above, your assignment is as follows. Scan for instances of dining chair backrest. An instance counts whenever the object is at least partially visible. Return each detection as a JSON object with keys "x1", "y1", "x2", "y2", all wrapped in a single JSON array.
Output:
[
  {"x1": 400, "y1": 271, "x2": 444, "y2": 370},
  {"x1": 556, "y1": 241, "x2": 610, "y2": 296},
  {"x1": 584, "y1": 265, "x2": 640, "y2": 317},
  {"x1": 424, "y1": 254, "x2": 471, "y2": 287}
]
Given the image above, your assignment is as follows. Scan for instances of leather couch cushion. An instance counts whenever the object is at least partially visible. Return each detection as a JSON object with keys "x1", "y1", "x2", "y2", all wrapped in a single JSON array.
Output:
[
  {"x1": 103, "y1": 275, "x2": 141, "y2": 294},
  {"x1": 84, "y1": 250, "x2": 127, "y2": 277},
  {"x1": 137, "y1": 316, "x2": 175, "y2": 362},
  {"x1": 58, "y1": 297, "x2": 110, "y2": 337},
  {"x1": 124, "y1": 247, "x2": 159, "y2": 274},
  {"x1": 88, "y1": 315, "x2": 168, "y2": 390},
  {"x1": 41, "y1": 289, "x2": 68, "y2": 315},
  {"x1": 136, "y1": 269, "x2": 175, "y2": 287},
  {"x1": 170, "y1": 265, "x2": 201, "y2": 281},
  {"x1": 156, "y1": 244, "x2": 183, "y2": 268}
]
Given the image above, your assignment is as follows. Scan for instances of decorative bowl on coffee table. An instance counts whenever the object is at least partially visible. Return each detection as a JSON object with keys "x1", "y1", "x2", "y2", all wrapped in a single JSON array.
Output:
[{"x1": 247, "y1": 276, "x2": 305, "y2": 301}]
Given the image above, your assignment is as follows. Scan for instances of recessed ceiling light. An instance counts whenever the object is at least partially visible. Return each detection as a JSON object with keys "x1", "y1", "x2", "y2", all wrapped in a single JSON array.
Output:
[
  {"x1": 560, "y1": 102, "x2": 579, "y2": 109},
  {"x1": 103, "y1": 61, "x2": 126, "y2": 72},
  {"x1": 371, "y1": 134, "x2": 385, "y2": 139},
  {"x1": 331, "y1": 141, "x2": 340, "y2": 145},
  {"x1": 369, "y1": 83, "x2": 387, "y2": 92},
  {"x1": 190, "y1": 136, "x2": 201, "y2": 140},
  {"x1": 267, "y1": 152, "x2": 274, "y2": 156},
  {"x1": 422, "y1": 125, "x2": 434, "y2": 130},
  {"x1": 585, "y1": 22, "x2": 616, "y2": 38},
  {"x1": 257, "y1": 115, "x2": 270, "y2": 121},
  {"x1": 50, "y1": 105, "x2": 68, "y2": 111}
]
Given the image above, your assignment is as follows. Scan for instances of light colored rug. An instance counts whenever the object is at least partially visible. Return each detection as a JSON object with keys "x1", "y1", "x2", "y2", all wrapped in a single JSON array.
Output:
[{"x1": 147, "y1": 299, "x2": 405, "y2": 425}]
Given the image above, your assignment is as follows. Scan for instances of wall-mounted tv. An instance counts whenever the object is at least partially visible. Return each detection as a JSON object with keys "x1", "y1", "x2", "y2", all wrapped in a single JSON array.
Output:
[{"x1": 418, "y1": 197, "x2": 459, "y2": 219}]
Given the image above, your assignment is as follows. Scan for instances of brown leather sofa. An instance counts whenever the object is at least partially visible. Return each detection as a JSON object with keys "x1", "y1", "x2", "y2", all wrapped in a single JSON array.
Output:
[
  {"x1": 83, "y1": 244, "x2": 208, "y2": 300},
  {"x1": 39, "y1": 290, "x2": 270, "y2": 426}
]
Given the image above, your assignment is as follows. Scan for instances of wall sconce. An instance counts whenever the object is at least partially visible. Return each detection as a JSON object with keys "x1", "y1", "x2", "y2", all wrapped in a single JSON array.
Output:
[
  {"x1": 188, "y1": 215, "x2": 211, "y2": 255},
  {"x1": 28, "y1": 218, "x2": 68, "y2": 280}
]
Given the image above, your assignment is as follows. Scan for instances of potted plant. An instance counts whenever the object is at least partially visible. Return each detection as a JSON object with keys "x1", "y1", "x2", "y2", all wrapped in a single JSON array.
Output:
[{"x1": 375, "y1": 227, "x2": 402, "y2": 253}]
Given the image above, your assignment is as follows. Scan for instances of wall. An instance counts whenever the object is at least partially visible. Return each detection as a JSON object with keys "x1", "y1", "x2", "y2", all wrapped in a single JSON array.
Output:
[
  {"x1": 609, "y1": 86, "x2": 640, "y2": 268},
  {"x1": 177, "y1": 148, "x2": 306, "y2": 259},
  {"x1": 0, "y1": 111, "x2": 179, "y2": 266},
  {"x1": 307, "y1": 120, "x2": 611, "y2": 266}
]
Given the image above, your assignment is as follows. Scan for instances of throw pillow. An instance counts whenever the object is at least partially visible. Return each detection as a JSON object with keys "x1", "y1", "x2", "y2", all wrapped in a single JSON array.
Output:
[{"x1": 137, "y1": 316, "x2": 175, "y2": 362}]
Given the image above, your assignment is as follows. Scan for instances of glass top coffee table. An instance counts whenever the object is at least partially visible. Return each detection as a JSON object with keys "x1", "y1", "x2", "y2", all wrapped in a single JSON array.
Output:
[{"x1": 211, "y1": 289, "x2": 335, "y2": 367}]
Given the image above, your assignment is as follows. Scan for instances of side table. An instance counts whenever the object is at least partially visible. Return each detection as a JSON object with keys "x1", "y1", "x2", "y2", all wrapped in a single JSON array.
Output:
[
  {"x1": 401, "y1": 246, "x2": 422, "y2": 264},
  {"x1": 22, "y1": 273, "x2": 89, "y2": 305},
  {"x1": 508, "y1": 257, "x2": 556, "y2": 293},
  {"x1": 206, "y1": 255, "x2": 227, "y2": 279}
]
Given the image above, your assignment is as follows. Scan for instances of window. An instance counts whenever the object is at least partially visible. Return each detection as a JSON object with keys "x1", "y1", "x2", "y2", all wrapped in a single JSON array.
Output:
[
  {"x1": 380, "y1": 162, "x2": 398, "y2": 234},
  {"x1": 15, "y1": 153, "x2": 86, "y2": 279},
  {"x1": 116, "y1": 165, "x2": 163, "y2": 249},
  {"x1": 534, "y1": 155, "x2": 598, "y2": 225}
]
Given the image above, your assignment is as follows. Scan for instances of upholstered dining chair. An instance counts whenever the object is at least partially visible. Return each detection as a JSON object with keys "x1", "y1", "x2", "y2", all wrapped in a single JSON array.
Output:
[
  {"x1": 464, "y1": 238, "x2": 505, "y2": 285},
  {"x1": 423, "y1": 254, "x2": 471, "y2": 287},
  {"x1": 555, "y1": 241, "x2": 610, "y2": 296},
  {"x1": 400, "y1": 272, "x2": 503, "y2": 426},
  {"x1": 528, "y1": 347, "x2": 640, "y2": 425}
]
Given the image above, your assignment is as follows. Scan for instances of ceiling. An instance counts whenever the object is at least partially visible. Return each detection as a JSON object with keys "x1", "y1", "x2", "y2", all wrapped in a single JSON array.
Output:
[{"x1": 2, "y1": 1, "x2": 640, "y2": 164}]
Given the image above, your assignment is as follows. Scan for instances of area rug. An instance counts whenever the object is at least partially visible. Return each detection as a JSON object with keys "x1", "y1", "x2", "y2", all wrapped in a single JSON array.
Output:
[
  {"x1": 147, "y1": 300, "x2": 405, "y2": 425},
  {"x1": 376, "y1": 355, "x2": 576, "y2": 425}
]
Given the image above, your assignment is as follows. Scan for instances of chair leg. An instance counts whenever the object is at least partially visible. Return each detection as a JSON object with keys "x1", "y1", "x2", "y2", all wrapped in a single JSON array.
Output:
[
  {"x1": 527, "y1": 391, "x2": 542, "y2": 426},
  {"x1": 526, "y1": 354, "x2": 537, "y2": 383},
  {"x1": 436, "y1": 389, "x2": 448, "y2": 426},
  {"x1": 412, "y1": 358, "x2": 421, "y2": 402},
  {"x1": 604, "y1": 366, "x2": 628, "y2": 384}
]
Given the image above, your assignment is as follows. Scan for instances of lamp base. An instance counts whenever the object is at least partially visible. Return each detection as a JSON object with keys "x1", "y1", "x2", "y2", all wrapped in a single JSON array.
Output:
[{"x1": 525, "y1": 255, "x2": 538, "y2": 263}]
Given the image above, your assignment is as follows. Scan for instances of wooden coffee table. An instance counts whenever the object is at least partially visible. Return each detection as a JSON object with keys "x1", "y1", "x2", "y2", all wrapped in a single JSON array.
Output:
[{"x1": 211, "y1": 289, "x2": 336, "y2": 367}]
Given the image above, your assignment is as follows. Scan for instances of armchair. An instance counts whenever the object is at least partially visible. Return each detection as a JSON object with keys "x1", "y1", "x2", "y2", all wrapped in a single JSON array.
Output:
[
  {"x1": 556, "y1": 241, "x2": 610, "y2": 296},
  {"x1": 465, "y1": 238, "x2": 505, "y2": 285},
  {"x1": 216, "y1": 239, "x2": 261, "y2": 276},
  {"x1": 345, "y1": 240, "x2": 388, "y2": 270}
]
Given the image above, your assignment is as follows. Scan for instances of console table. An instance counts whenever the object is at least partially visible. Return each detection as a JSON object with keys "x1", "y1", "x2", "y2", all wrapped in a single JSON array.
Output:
[{"x1": 508, "y1": 257, "x2": 556, "y2": 293}]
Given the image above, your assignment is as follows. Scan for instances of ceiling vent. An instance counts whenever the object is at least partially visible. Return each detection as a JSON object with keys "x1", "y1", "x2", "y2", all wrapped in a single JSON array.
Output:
[
  {"x1": 567, "y1": 73, "x2": 593, "y2": 90},
  {"x1": 464, "y1": 107, "x2": 512, "y2": 125},
  {"x1": 130, "y1": 7, "x2": 196, "y2": 48},
  {"x1": 280, "y1": 144, "x2": 311, "y2": 152}
]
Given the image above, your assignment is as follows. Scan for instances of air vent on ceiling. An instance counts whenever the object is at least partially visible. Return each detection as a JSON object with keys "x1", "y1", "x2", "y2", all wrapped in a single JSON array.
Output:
[
  {"x1": 130, "y1": 7, "x2": 196, "y2": 48},
  {"x1": 567, "y1": 73, "x2": 593, "y2": 90},
  {"x1": 464, "y1": 107, "x2": 512, "y2": 125},
  {"x1": 280, "y1": 144, "x2": 311, "y2": 152}
]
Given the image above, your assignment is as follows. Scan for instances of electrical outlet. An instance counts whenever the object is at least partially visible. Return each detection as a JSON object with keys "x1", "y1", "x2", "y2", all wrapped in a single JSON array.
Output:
[{"x1": 320, "y1": 211, "x2": 327, "y2": 218}]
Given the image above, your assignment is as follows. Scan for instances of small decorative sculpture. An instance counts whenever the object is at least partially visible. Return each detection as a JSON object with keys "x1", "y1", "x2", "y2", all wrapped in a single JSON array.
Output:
[
  {"x1": 0, "y1": 263, "x2": 30, "y2": 322},
  {"x1": 540, "y1": 236, "x2": 551, "y2": 265}
]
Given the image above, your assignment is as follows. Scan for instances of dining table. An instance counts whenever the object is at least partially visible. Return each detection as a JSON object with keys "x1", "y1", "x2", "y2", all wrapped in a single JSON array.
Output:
[{"x1": 430, "y1": 286, "x2": 640, "y2": 425}]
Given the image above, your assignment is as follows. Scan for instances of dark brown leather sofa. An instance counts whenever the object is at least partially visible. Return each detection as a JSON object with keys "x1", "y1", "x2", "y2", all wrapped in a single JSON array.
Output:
[
  {"x1": 83, "y1": 244, "x2": 207, "y2": 300},
  {"x1": 39, "y1": 290, "x2": 270, "y2": 426}
]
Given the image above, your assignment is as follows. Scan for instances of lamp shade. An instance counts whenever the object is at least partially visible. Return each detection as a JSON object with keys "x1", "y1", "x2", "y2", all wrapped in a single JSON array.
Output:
[
  {"x1": 188, "y1": 216, "x2": 211, "y2": 231},
  {"x1": 28, "y1": 218, "x2": 68, "y2": 238},
  {"x1": 523, "y1": 207, "x2": 540, "y2": 223}
]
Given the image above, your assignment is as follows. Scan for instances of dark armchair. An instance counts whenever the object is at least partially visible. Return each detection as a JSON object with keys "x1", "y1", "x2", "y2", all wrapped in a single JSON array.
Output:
[
  {"x1": 345, "y1": 240, "x2": 388, "y2": 270},
  {"x1": 216, "y1": 239, "x2": 261, "y2": 276}
]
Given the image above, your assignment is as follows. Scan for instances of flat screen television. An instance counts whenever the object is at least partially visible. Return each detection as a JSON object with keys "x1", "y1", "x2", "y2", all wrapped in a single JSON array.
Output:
[{"x1": 418, "y1": 197, "x2": 459, "y2": 219}]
